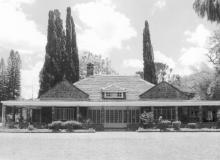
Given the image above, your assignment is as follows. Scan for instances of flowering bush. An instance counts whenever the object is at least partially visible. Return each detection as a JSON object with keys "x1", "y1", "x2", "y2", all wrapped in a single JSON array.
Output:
[
  {"x1": 172, "y1": 121, "x2": 181, "y2": 130},
  {"x1": 187, "y1": 123, "x2": 197, "y2": 129},
  {"x1": 62, "y1": 121, "x2": 82, "y2": 132},
  {"x1": 140, "y1": 111, "x2": 154, "y2": 128},
  {"x1": 48, "y1": 121, "x2": 62, "y2": 132},
  {"x1": 157, "y1": 120, "x2": 171, "y2": 131}
]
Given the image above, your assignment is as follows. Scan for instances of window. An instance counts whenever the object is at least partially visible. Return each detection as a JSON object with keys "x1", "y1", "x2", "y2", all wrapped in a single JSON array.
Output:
[
  {"x1": 54, "y1": 107, "x2": 75, "y2": 121},
  {"x1": 104, "y1": 92, "x2": 125, "y2": 99}
]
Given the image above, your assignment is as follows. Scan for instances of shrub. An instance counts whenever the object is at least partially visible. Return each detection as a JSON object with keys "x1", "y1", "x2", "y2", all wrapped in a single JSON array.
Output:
[
  {"x1": 62, "y1": 121, "x2": 82, "y2": 132},
  {"x1": 28, "y1": 125, "x2": 34, "y2": 131},
  {"x1": 216, "y1": 121, "x2": 220, "y2": 129},
  {"x1": 48, "y1": 121, "x2": 62, "y2": 132},
  {"x1": 172, "y1": 121, "x2": 181, "y2": 131},
  {"x1": 140, "y1": 111, "x2": 154, "y2": 128},
  {"x1": 7, "y1": 122, "x2": 16, "y2": 129},
  {"x1": 187, "y1": 123, "x2": 197, "y2": 129},
  {"x1": 157, "y1": 120, "x2": 171, "y2": 131}
]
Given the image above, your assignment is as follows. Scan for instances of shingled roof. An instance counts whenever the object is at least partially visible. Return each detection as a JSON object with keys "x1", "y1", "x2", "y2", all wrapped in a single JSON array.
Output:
[
  {"x1": 140, "y1": 81, "x2": 191, "y2": 100},
  {"x1": 74, "y1": 75, "x2": 154, "y2": 101},
  {"x1": 40, "y1": 80, "x2": 89, "y2": 101}
]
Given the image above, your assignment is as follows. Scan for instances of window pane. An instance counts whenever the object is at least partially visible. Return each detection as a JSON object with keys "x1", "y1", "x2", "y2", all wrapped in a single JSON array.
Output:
[{"x1": 124, "y1": 110, "x2": 127, "y2": 123}]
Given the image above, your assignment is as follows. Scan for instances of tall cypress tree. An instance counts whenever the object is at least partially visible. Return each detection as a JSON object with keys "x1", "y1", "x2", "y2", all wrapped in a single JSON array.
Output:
[
  {"x1": 54, "y1": 9, "x2": 66, "y2": 80},
  {"x1": 143, "y1": 20, "x2": 157, "y2": 84},
  {"x1": 39, "y1": 11, "x2": 60, "y2": 96},
  {"x1": 7, "y1": 50, "x2": 21, "y2": 100},
  {"x1": 65, "y1": 7, "x2": 79, "y2": 83},
  {"x1": 0, "y1": 58, "x2": 8, "y2": 100}
]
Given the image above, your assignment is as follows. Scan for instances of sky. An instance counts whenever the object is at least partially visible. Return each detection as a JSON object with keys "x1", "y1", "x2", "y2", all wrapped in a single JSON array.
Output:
[{"x1": 0, "y1": 0, "x2": 218, "y2": 99}]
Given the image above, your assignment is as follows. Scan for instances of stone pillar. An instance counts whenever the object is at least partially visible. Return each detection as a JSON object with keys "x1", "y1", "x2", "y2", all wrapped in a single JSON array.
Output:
[
  {"x1": 76, "y1": 107, "x2": 79, "y2": 121},
  {"x1": 2, "y1": 105, "x2": 6, "y2": 126},
  {"x1": 175, "y1": 106, "x2": 178, "y2": 121},
  {"x1": 199, "y1": 106, "x2": 203, "y2": 123},
  {"x1": 51, "y1": 107, "x2": 55, "y2": 122},
  {"x1": 151, "y1": 106, "x2": 154, "y2": 120}
]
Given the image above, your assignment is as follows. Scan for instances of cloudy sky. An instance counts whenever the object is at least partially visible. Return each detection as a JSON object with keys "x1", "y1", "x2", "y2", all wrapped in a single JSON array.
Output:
[{"x1": 0, "y1": 0, "x2": 218, "y2": 99}]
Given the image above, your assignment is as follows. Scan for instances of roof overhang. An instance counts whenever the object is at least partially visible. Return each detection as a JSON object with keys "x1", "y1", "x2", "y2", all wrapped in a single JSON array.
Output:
[{"x1": 2, "y1": 100, "x2": 220, "y2": 107}]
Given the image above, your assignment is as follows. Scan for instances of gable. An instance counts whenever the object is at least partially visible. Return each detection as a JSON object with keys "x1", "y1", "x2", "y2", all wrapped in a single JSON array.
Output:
[
  {"x1": 40, "y1": 80, "x2": 89, "y2": 100},
  {"x1": 140, "y1": 81, "x2": 190, "y2": 100}
]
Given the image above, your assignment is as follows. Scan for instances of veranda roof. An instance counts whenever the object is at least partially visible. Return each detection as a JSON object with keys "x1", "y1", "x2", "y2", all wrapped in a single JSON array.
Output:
[{"x1": 2, "y1": 100, "x2": 220, "y2": 107}]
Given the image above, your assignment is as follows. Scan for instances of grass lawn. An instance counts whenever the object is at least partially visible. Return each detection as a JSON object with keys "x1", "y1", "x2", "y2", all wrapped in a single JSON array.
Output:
[{"x1": 0, "y1": 132, "x2": 219, "y2": 160}]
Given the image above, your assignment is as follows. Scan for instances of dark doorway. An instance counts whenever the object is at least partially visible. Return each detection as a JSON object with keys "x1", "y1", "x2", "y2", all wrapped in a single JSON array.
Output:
[{"x1": 41, "y1": 107, "x2": 52, "y2": 123}]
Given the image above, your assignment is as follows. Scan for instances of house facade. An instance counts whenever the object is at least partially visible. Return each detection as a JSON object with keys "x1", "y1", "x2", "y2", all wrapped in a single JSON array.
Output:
[{"x1": 2, "y1": 73, "x2": 220, "y2": 130}]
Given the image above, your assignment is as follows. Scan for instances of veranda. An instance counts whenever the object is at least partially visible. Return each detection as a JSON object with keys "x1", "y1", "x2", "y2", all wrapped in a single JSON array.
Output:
[{"x1": 1, "y1": 100, "x2": 220, "y2": 129}]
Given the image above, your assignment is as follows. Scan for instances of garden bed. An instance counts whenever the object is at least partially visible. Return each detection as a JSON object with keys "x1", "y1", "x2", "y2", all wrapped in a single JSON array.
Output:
[
  {"x1": 136, "y1": 127, "x2": 220, "y2": 132},
  {"x1": 0, "y1": 127, "x2": 96, "y2": 133}
]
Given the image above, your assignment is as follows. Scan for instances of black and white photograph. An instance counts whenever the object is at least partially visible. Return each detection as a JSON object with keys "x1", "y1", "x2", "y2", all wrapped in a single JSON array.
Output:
[{"x1": 0, "y1": 0, "x2": 220, "y2": 159}]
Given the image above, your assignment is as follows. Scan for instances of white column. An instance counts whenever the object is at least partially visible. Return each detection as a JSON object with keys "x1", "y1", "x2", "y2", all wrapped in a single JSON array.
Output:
[
  {"x1": 175, "y1": 106, "x2": 178, "y2": 121},
  {"x1": 76, "y1": 107, "x2": 79, "y2": 121},
  {"x1": 199, "y1": 106, "x2": 203, "y2": 122},
  {"x1": 2, "y1": 105, "x2": 6, "y2": 126}
]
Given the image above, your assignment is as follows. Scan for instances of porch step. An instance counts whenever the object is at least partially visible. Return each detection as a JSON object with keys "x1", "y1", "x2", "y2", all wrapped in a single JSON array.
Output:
[{"x1": 104, "y1": 128, "x2": 127, "y2": 131}]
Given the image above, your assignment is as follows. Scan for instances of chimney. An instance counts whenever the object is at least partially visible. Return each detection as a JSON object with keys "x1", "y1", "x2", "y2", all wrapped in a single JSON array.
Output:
[{"x1": 87, "y1": 63, "x2": 94, "y2": 77}]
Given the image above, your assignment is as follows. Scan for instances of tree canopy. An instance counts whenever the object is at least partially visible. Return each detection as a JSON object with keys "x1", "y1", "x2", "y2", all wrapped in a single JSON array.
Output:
[
  {"x1": 143, "y1": 20, "x2": 157, "y2": 84},
  {"x1": 193, "y1": 0, "x2": 220, "y2": 23}
]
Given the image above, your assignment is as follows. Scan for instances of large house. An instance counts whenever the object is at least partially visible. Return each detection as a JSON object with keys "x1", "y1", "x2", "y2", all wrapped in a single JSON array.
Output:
[{"x1": 1, "y1": 64, "x2": 220, "y2": 130}]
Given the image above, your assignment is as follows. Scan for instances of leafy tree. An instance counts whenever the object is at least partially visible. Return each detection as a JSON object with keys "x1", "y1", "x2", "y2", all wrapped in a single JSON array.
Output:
[
  {"x1": 193, "y1": 0, "x2": 220, "y2": 23},
  {"x1": 178, "y1": 70, "x2": 215, "y2": 100},
  {"x1": 65, "y1": 7, "x2": 79, "y2": 83},
  {"x1": 7, "y1": 50, "x2": 21, "y2": 100},
  {"x1": 143, "y1": 20, "x2": 157, "y2": 84},
  {"x1": 79, "y1": 52, "x2": 117, "y2": 79},
  {"x1": 0, "y1": 58, "x2": 8, "y2": 100},
  {"x1": 39, "y1": 10, "x2": 61, "y2": 96}
]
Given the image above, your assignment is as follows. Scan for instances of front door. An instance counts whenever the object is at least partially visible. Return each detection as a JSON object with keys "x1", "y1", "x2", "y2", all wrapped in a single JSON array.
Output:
[{"x1": 104, "y1": 109, "x2": 127, "y2": 128}]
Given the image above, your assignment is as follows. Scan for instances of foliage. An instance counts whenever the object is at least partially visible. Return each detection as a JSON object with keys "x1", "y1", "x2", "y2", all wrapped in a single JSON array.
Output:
[
  {"x1": 140, "y1": 111, "x2": 154, "y2": 128},
  {"x1": 39, "y1": 10, "x2": 62, "y2": 97},
  {"x1": 187, "y1": 123, "x2": 197, "y2": 129},
  {"x1": 157, "y1": 120, "x2": 171, "y2": 131},
  {"x1": 172, "y1": 121, "x2": 181, "y2": 131},
  {"x1": 28, "y1": 125, "x2": 34, "y2": 131},
  {"x1": 176, "y1": 70, "x2": 215, "y2": 100},
  {"x1": 79, "y1": 52, "x2": 117, "y2": 79},
  {"x1": 193, "y1": 0, "x2": 220, "y2": 23},
  {"x1": 62, "y1": 120, "x2": 82, "y2": 132},
  {"x1": 143, "y1": 20, "x2": 157, "y2": 84},
  {"x1": 6, "y1": 50, "x2": 21, "y2": 100},
  {"x1": 65, "y1": 7, "x2": 79, "y2": 83},
  {"x1": 48, "y1": 121, "x2": 62, "y2": 132},
  {"x1": 0, "y1": 58, "x2": 8, "y2": 100}
]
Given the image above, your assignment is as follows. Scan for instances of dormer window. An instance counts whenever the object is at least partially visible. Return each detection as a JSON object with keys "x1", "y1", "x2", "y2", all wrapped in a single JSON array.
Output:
[
  {"x1": 104, "y1": 92, "x2": 125, "y2": 99},
  {"x1": 102, "y1": 84, "x2": 126, "y2": 99}
]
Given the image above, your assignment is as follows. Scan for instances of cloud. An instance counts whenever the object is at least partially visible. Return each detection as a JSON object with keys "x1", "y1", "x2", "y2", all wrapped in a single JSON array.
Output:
[
  {"x1": 0, "y1": 0, "x2": 46, "y2": 54},
  {"x1": 0, "y1": 0, "x2": 46, "y2": 99},
  {"x1": 154, "y1": 0, "x2": 166, "y2": 9},
  {"x1": 184, "y1": 24, "x2": 211, "y2": 47},
  {"x1": 178, "y1": 24, "x2": 212, "y2": 75},
  {"x1": 21, "y1": 61, "x2": 43, "y2": 99},
  {"x1": 151, "y1": 0, "x2": 166, "y2": 15},
  {"x1": 154, "y1": 50, "x2": 176, "y2": 69},
  {"x1": 122, "y1": 59, "x2": 142, "y2": 69},
  {"x1": 73, "y1": 0, "x2": 137, "y2": 56}
]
